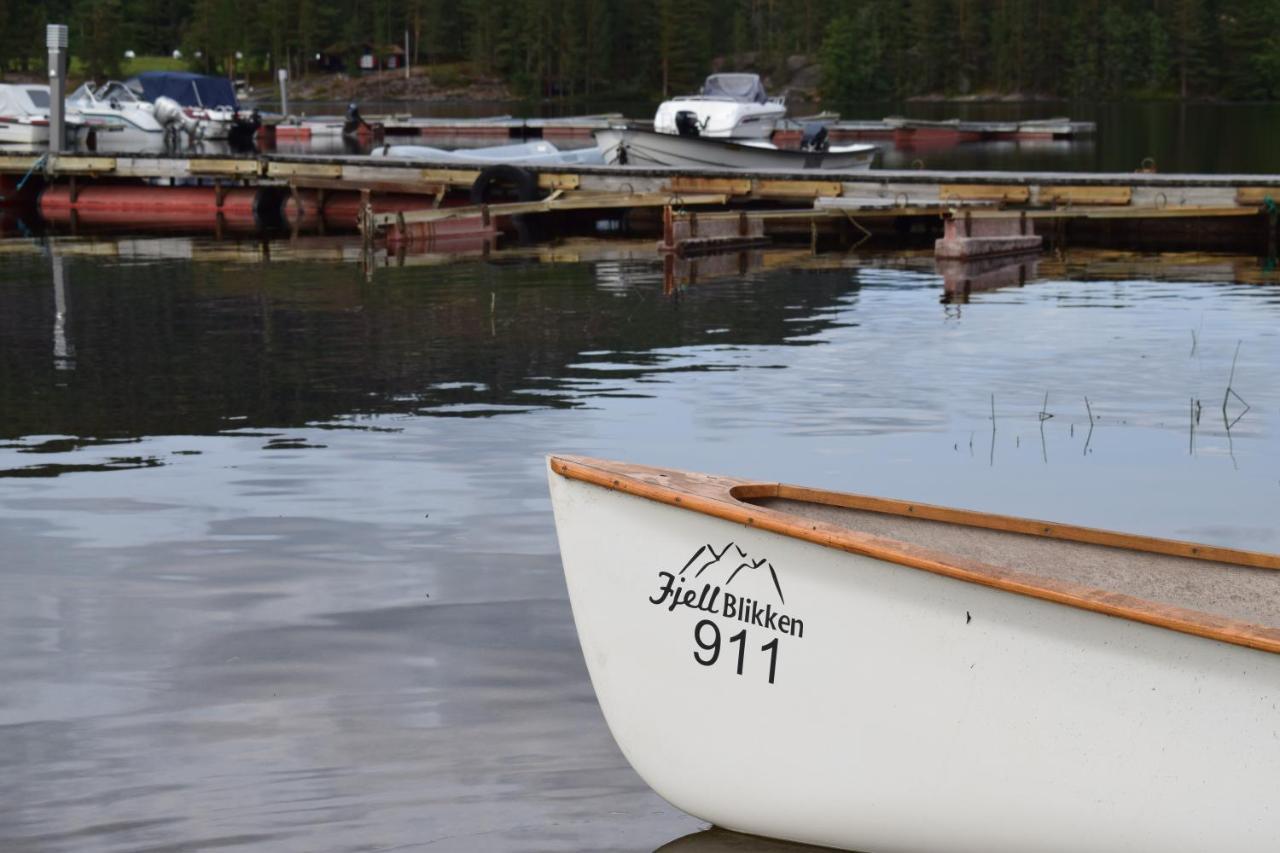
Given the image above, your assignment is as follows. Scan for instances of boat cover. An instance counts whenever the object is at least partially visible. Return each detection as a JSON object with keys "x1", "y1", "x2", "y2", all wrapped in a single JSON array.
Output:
[
  {"x1": 127, "y1": 72, "x2": 238, "y2": 109},
  {"x1": 0, "y1": 84, "x2": 51, "y2": 117},
  {"x1": 700, "y1": 73, "x2": 767, "y2": 104}
]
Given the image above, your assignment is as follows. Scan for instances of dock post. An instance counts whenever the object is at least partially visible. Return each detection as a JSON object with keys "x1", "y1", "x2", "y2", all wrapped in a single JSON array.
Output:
[
  {"x1": 47, "y1": 24, "x2": 68, "y2": 154},
  {"x1": 277, "y1": 68, "x2": 289, "y2": 117}
]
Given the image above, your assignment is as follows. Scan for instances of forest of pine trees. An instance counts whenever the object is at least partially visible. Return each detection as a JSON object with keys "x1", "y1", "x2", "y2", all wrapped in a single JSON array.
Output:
[{"x1": 3, "y1": 0, "x2": 1280, "y2": 101}]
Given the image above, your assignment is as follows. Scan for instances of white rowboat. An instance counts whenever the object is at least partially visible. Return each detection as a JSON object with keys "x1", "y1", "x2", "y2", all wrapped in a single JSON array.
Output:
[
  {"x1": 547, "y1": 455, "x2": 1280, "y2": 853},
  {"x1": 595, "y1": 128, "x2": 876, "y2": 172}
]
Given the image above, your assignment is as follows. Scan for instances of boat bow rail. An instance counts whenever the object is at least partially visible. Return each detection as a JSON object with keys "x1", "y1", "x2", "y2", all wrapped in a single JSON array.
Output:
[{"x1": 549, "y1": 454, "x2": 1280, "y2": 654}]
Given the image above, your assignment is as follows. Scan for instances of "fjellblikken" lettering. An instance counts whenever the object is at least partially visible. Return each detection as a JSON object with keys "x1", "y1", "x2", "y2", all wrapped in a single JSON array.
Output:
[{"x1": 648, "y1": 571, "x2": 804, "y2": 638}]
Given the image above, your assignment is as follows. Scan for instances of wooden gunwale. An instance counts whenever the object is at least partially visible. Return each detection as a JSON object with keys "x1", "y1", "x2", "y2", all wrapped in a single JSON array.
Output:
[{"x1": 549, "y1": 455, "x2": 1280, "y2": 655}]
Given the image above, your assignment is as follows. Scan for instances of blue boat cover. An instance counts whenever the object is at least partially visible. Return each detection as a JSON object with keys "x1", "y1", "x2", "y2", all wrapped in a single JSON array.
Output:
[{"x1": 128, "y1": 72, "x2": 238, "y2": 110}]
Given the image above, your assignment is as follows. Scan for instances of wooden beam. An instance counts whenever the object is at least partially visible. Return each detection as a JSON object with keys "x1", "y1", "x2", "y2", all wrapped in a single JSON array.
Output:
[
  {"x1": 266, "y1": 162, "x2": 343, "y2": 179},
  {"x1": 753, "y1": 179, "x2": 843, "y2": 199},
  {"x1": 1235, "y1": 187, "x2": 1280, "y2": 206},
  {"x1": 538, "y1": 172, "x2": 581, "y2": 190},
  {"x1": 668, "y1": 176, "x2": 752, "y2": 196},
  {"x1": 1039, "y1": 185, "x2": 1132, "y2": 206},
  {"x1": 420, "y1": 168, "x2": 482, "y2": 186},
  {"x1": 372, "y1": 191, "x2": 729, "y2": 228},
  {"x1": 941, "y1": 184, "x2": 1031, "y2": 204},
  {"x1": 47, "y1": 156, "x2": 117, "y2": 175},
  {"x1": 189, "y1": 159, "x2": 261, "y2": 177},
  {"x1": 0, "y1": 155, "x2": 42, "y2": 174},
  {"x1": 288, "y1": 177, "x2": 448, "y2": 195}
]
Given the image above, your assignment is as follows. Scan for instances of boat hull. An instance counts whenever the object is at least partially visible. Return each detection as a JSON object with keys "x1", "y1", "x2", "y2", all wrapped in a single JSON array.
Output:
[
  {"x1": 548, "y1": 462, "x2": 1280, "y2": 853},
  {"x1": 0, "y1": 120, "x2": 48, "y2": 145},
  {"x1": 654, "y1": 98, "x2": 786, "y2": 139},
  {"x1": 595, "y1": 128, "x2": 876, "y2": 171}
]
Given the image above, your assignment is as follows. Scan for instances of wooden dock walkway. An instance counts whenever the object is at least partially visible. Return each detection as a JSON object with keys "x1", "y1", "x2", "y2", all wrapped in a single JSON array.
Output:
[
  {"x1": 269, "y1": 114, "x2": 1096, "y2": 145},
  {"x1": 2, "y1": 151, "x2": 1278, "y2": 252}
]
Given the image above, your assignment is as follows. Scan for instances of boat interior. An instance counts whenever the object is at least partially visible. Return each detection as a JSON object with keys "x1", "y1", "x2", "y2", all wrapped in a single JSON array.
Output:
[
  {"x1": 733, "y1": 487, "x2": 1280, "y2": 628},
  {"x1": 550, "y1": 456, "x2": 1280, "y2": 645}
]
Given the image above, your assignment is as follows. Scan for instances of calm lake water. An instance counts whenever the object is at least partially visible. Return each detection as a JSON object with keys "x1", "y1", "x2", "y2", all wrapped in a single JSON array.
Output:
[{"x1": 1, "y1": 235, "x2": 1278, "y2": 851}]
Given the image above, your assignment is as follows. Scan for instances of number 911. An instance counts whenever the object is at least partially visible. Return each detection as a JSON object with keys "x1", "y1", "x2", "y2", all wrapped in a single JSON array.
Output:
[{"x1": 693, "y1": 619, "x2": 779, "y2": 684}]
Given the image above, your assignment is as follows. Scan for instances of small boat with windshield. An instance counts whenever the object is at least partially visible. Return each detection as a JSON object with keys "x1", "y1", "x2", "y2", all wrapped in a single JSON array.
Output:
[
  {"x1": 654, "y1": 73, "x2": 787, "y2": 139},
  {"x1": 67, "y1": 80, "x2": 166, "y2": 143}
]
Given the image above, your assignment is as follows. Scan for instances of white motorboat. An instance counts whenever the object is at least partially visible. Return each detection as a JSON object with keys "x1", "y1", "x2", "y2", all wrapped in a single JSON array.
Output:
[
  {"x1": 548, "y1": 455, "x2": 1280, "y2": 853},
  {"x1": 127, "y1": 72, "x2": 247, "y2": 140},
  {"x1": 0, "y1": 84, "x2": 53, "y2": 145},
  {"x1": 67, "y1": 81, "x2": 166, "y2": 143},
  {"x1": 595, "y1": 127, "x2": 876, "y2": 171},
  {"x1": 654, "y1": 73, "x2": 786, "y2": 139}
]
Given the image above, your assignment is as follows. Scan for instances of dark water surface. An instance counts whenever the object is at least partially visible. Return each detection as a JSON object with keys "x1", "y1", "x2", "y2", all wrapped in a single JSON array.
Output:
[{"x1": 1, "y1": 236, "x2": 1278, "y2": 851}]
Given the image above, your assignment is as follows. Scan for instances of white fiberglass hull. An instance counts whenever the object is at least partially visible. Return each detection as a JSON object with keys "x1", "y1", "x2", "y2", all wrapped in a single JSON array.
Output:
[
  {"x1": 655, "y1": 98, "x2": 785, "y2": 139},
  {"x1": 195, "y1": 117, "x2": 233, "y2": 139},
  {"x1": 548, "y1": 458, "x2": 1280, "y2": 853},
  {"x1": 74, "y1": 108, "x2": 164, "y2": 142},
  {"x1": 370, "y1": 140, "x2": 607, "y2": 166},
  {"x1": 596, "y1": 128, "x2": 875, "y2": 171},
  {"x1": 0, "y1": 120, "x2": 48, "y2": 145}
]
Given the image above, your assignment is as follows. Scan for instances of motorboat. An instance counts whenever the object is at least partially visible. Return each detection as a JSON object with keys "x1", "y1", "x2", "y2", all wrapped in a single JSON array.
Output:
[
  {"x1": 67, "y1": 80, "x2": 167, "y2": 143},
  {"x1": 548, "y1": 455, "x2": 1280, "y2": 853},
  {"x1": 126, "y1": 71, "x2": 252, "y2": 141},
  {"x1": 0, "y1": 84, "x2": 53, "y2": 145},
  {"x1": 595, "y1": 127, "x2": 876, "y2": 171},
  {"x1": 654, "y1": 73, "x2": 786, "y2": 139},
  {"x1": 370, "y1": 140, "x2": 606, "y2": 167}
]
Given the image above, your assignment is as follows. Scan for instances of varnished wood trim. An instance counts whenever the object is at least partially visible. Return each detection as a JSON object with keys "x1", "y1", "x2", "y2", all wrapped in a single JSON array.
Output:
[
  {"x1": 766, "y1": 485, "x2": 1280, "y2": 571},
  {"x1": 549, "y1": 455, "x2": 1280, "y2": 655}
]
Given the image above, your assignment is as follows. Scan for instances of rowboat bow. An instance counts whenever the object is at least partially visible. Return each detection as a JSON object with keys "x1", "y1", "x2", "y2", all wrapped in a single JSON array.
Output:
[{"x1": 548, "y1": 455, "x2": 1280, "y2": 853}]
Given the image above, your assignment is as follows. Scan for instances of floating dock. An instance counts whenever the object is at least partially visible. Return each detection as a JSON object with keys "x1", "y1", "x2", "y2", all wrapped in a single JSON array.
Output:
[
  {"x1": 262, "y1": 114, "x2": 1095, "y2": 146},
  {"x1": 1, "y1": 151, "x2": 1277, "y2": 253}
]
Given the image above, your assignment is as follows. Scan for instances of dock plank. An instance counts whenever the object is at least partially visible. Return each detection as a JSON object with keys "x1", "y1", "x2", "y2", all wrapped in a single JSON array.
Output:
[
  {"x1": 941, "y1": 184, "x2": 1031, "y2": 204},
  {"x1": 266, "y1": 162, "x2": 343, "y2": 180},
  {"x1": 668, "y1": 176, "x2": 752, "y2": 197},
  {"x1": 1038, "y1": 185, "x2": 1133, "y2": 206},
  {"x1": 190, "y1": 159, "x2": 262, "y2": 177},
  {"x1": 753, "y1": 179, "x2": 843, "y2": 199},
  {"x1": 48, "y1": 156, "x2": 117, "y2": 174}
]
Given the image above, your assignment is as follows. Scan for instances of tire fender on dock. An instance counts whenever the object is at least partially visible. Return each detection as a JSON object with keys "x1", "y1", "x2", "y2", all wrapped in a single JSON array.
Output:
[
  {"x1": 469, "y1": 165, "x2": 543, "y2": 243},
  {"x1": 469, "y1": 165, "x2": 541, "y2": 205}
]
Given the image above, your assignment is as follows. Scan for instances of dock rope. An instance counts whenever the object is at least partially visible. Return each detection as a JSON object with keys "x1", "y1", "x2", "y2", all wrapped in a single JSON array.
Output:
[{"x1": 0, "y1": 153, "x2": 49, "y2": 203}]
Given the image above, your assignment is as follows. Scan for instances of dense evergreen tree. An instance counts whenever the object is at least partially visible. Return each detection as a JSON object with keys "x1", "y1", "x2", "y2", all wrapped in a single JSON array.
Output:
[{"x1": 5, "y1": 0, "x2": 1280, "y2": 101}]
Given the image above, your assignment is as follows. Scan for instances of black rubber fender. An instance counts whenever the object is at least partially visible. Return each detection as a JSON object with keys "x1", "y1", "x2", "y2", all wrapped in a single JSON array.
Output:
[
  {"x1": 469, "y1": 165, "x2": 545, "y2": 242},
  {"x1": 469, "y1": 165, "x2": 541, "y2": 205}
]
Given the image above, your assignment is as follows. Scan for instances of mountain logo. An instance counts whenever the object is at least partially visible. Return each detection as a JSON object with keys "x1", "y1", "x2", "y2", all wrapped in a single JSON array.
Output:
[
  {"x1": 678, "y1": 541, "x2": 786, "y2": 605},
  {"x1": 647, "y1": 541, "x2": 803, "y2": 639}
]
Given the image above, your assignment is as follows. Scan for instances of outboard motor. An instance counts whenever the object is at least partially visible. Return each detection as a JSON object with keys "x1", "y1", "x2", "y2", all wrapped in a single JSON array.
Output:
[
  {"x1": 799, "y1": 122, "x2": 829, "y2": 152},
  {"x1": 227, "y1": 109, "x2": 261, "y2": 152},
  {"x1": 674, "y1": 110, "x2": 701, "y2": 138},
  {"x1": 154, "y1": 95, "x2": 202, "y2": 140},
  {"x1": 343, "y1": 102, "x2": 369, "y2": 136}
]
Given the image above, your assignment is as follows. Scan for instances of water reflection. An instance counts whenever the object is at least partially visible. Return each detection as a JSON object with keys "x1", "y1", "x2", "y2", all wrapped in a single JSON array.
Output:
[{"x1": 657, "y1": 827, "x2": 836, "y2": 852}]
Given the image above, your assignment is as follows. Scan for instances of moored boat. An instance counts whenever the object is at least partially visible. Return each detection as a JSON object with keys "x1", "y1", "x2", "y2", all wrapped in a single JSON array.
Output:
[
  {"x1": 369, "y1": 139, "x2": 607, "y2": 166},
  {"x1": 595, "y1": 127, "x2": 876, "y2": 171},
  {"x1": 547, "y1": 455, "x2": 1280, "y2": 853},
  {"x1": 0, "y1": 84, "x2": 52, "y2": 145},
  {"x1": 66, "y1": 80, "x2": 166, "y2": 144},
  {"x1": 655, "y1": 73, "x2": 787, "y2": 139},
  {"x1": 127, "y1": 71, "x2": 253, "y2": 141}
]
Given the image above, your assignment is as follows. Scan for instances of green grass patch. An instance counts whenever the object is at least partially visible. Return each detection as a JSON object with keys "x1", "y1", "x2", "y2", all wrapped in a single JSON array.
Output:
[{"x1": 68, "y1": 54, "x2": 190, "y2": 77}]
